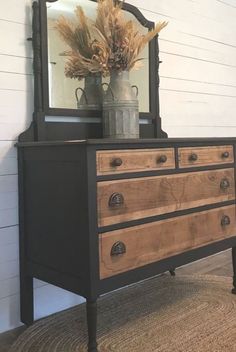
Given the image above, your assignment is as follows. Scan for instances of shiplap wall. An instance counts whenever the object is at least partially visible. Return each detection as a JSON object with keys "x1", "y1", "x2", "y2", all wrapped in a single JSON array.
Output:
[
  {"x1": 0, "y1": 0, "x2": 83, "y2": 333},
  {"x1": 1, "y1": 0, "x2": 236, "y2": 333},
  {"x1": 129, "y1": 0, "x2": 236, "y2": 137}
]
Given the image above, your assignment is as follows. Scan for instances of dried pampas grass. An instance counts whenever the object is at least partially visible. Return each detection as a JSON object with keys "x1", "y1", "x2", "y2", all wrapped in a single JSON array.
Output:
[
  {"x1": 55, "y1": 0, "x2": 168, "y2": 79},
  {"x1": 55, "y1": 6, "x2": 109, "y2": 80},
  {"x1": 96, "y1": 0, "x2": 167, "y2": 71}
]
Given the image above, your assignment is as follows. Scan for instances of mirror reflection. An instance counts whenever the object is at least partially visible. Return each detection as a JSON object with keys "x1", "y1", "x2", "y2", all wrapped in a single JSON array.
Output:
[{"x1": 47, "y1": 0, "x2": 150, "y2": 112}]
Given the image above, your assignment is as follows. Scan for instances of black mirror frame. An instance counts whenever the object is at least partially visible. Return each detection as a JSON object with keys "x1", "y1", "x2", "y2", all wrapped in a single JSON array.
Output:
[{"x1": 19, "y1": 0, "x2": 167, "y2": 142}]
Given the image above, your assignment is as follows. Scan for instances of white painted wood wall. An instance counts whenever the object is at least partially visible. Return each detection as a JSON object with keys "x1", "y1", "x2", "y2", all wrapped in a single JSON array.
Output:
[{"x1": 1, "y1": 0, "x2": 236, "y2": 333}]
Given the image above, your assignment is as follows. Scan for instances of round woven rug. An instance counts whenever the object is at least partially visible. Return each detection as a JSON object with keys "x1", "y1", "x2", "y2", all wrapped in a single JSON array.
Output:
[{"x1": 10, "y1": 274, "x2": 236, "y2": 352}]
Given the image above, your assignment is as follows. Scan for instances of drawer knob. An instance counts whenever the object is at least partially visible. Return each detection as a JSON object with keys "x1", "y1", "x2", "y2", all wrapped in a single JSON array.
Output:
[
  {"x1": 220, "y1": 178, "x2": 230, "y2": 190},
  {"x1": 222, "y1": 151, "x2": 230, "y2": 159},
  {"x1": 221, "y1": 215, "x2": 231, "y2": 226},
  {"x1": 111, "y1": 158, "x2": 123, "y2": 167},
  {"x1": 158, "y1": 155, "x2": 167, "y2": 163},
  {"x1": 111, "y1": 241, "x2": 126, "y2": 256},
  {"x1": 109, "y1": 193, "x2": 124, "y2": 208},
  {"x1": 189, "y1": 153, "x2": 198, "y2": 161}
]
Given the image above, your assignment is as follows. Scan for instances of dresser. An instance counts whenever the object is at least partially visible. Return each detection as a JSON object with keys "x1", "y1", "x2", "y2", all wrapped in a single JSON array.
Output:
[
  {"x1": 17, "y1": 137, "x2": 236, "y2": 352},
  {"x1": 18, "y1": 2, "x2": 236, "y2": 350}
]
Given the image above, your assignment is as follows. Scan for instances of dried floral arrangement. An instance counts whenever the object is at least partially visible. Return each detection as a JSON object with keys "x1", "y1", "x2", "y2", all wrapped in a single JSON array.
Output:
[{"x1": 55, "y1": 0, "x2": 168, "y2": 80}]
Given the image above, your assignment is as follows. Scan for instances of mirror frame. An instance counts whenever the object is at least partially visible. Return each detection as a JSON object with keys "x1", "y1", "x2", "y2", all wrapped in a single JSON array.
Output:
[{"x1": 20, "y1": 0, "x2": 167, "y2": 141}]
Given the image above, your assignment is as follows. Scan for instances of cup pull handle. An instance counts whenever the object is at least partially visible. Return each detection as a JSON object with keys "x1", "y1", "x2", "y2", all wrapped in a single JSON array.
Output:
[
  {"x1": 109, "y1": 193, "x2": 124, "y2": 208},
  {"x1": 111, "y1": 241, "x2": 126, "y2": 256},
  {"x1": 221, "y1": 215, "x2": 230, "y2": 226}
]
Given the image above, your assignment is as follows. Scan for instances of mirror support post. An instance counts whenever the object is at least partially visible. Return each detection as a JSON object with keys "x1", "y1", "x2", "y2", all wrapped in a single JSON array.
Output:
[{"x1": 32, "y1": 1, "x2": 45, "y2": 141}]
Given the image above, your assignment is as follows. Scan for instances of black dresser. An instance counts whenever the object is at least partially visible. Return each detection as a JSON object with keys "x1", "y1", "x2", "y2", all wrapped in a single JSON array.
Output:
[{"x1": 17, "y1": 137, "x2": 236, "y2": 352}]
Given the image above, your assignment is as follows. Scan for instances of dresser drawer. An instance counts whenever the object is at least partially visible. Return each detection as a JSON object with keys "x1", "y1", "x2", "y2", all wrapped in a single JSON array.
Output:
[
  {"x1": 96, "y1": 148, "x2": 175, "y2": 175},
  {"x1": 99, "y1": 205, "x2": 236, "y2": 279},
  {"x1": 178, "y1": 145, "x2": 234, "y2": 168},
  {"x1": 97, "y1": 168, "x2": 235, "y2": 227}
]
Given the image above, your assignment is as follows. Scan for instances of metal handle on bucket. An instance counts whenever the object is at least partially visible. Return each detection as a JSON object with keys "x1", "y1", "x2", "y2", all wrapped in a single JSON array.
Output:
[
  {"x1": 132, "y1": 85, "x2": 139, "y2": 97},
  {"x1": 102, "y1": 83, "x2": 115, "y2": 101},
  {"x1": 75, "y1": 87, "x2": 88, "y2": 105}
]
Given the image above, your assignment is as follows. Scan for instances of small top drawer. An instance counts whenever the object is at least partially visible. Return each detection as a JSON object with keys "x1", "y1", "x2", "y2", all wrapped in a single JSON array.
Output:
[
  {"x1": 178, "y1": 145, "x2": 234, "y2": 168},
  {"x1": 96, "y1": 148, "x2": 175, "y2": 175}
]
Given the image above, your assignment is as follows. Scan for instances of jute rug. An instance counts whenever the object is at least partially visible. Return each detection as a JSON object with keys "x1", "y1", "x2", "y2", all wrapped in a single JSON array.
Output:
[{"x1": 10, "y1": 274, "x2": 236, "y2": 352}]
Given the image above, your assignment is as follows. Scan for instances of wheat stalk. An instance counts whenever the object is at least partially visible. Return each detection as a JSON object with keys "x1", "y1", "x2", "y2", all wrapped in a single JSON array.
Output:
[{"x1": 55, "y1": 0, "x2": 168, "y2": 79}]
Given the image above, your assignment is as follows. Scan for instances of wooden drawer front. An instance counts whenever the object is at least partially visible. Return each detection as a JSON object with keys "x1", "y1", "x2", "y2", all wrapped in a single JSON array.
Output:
[
  {"x1": 96, "y1": 148, "x2": 175, "y2": 175},
  {"x1": 99, "y1": 205, "x2": 236, "y2": 279},
  {"x1": 178, "y1": 145, "x2": 234, "y2": 168},
  {"x1": 97, "y1": 168, "x2": 235, "y2": 227}
]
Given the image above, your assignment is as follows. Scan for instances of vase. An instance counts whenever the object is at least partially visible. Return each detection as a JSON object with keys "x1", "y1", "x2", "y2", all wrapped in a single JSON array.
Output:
[
  {"x1": 75, "y1": 73, "x2": 103, "y2": 110},
  {"x1": 102, "y1": 70, "x2": 139, "y2": 139}
]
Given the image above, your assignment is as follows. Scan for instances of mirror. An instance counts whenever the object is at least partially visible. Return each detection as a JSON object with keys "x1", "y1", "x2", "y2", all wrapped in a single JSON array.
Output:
[
  {"x1": 46, "y1": 0, "x2": 150, "y2": 113},
  {"x1": 25, "y1": 0, "x2": 166, "y2": 141}
]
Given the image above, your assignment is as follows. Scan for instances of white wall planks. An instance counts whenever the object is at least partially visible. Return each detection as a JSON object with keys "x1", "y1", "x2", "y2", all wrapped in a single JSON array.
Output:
[
  {"x1": 0, "y1": 192, "x2": 18, "y2": 212},
  {"x1": 34, "y1": 285, "x2": 84, "y2": 321},
  {"x1": 0, "y1": 175, "x2": 18, "y2": 193},
  {"x1": 129, "y1": 0, "x2": 236, "y2": 137},
  {"x1": 0, "y1": 277, "x2": 48, "y2": 302},
  {"x1": 0, "y1": 0, "x2": 32, "y2": 25},
  {"x1": 0, "y1": 72, "x2": 32, "y2": 92},
  {"x1": 0, "y1": 226, "x2": 18, "y2": 246},
  {"x1": 0, "y1": 283, "x2": 85, "y2": 333},
  {"x1": 0, "y1": 176, "x2": 18, "y2": 227},
  {"x1": 0, "y1": 142, "x2": 16, "y2": 159},
  {"x1": 0, "y1": 54, "x2": 33, "y2": 75},
  {"x1": 164, "y1": 125, "x2": 236, "y2": 137},
  {"x1": 0, "y1": 158, "x2": 17, "y2": 176},
  {"x1": 0, "y1": 209, "x2": 18, "y2": 229},
  {"x1": 0, "y1": 243, "x2": 18, "y2": 264},
  {"x1": 1, "y1": 0, "x2": 236, "y2": 334},
  {"x1": 0, "y1": 20, "x2": 32, "y2": 58},
  {"x1": 0, "y1": 260, "x2": 19, "y2": 281},
  {"x1": 0, "y1": 277, "x2": 20, "y2": 300},
  {"x1": 0, "y1": 295, "x2": 21, "y2": 333},
  {"x1": 160, "y1": 90, "x2": 236, "y2": 128},
  {"x1": 0, "y1": 0, "x2": 86, "y2": 330},
  {"x1": 160, "y1": 76, "x2": 236, "y2": 97},
  {"x1": 0, "y1": 141, "x2": 17, "y2": 176},
  {"x1": 0, "y1": 90, "x2": 33, "y2": 124}
]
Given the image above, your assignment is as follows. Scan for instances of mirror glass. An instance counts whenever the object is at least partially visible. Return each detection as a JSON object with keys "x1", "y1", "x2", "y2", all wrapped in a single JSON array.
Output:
[{"x1": 46, "y1": 0, "x2": 150, "y2": 112}]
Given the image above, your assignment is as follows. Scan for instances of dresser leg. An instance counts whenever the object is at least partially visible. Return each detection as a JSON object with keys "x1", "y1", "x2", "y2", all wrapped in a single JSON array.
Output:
[
  {"x1": 86, "y1": 299, "x2": 98, "y2": 352},
  {"x1": 169, "y1": 269, "x2": 176, "y2": 276},
  {"x1": 20, "y1": 274, "x2": 34, "y2": 326},
  {"x1": 232, "y1": 247, "x2": 236, "y2": 294}
]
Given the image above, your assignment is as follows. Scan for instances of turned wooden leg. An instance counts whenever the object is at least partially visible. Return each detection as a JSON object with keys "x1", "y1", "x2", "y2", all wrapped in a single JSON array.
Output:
[
  {"x1": 86, "y1": 299, "x2": 98, "y2": 352},
  {"x1": 169, "y1": 269, "x2": 176, "y2": 277},
  {"x1": 232, "y1": 247, "x2": 236, "y2": 294},
  {"x1": 20, "y1": 274, "x2": 34, "y2": 326}
]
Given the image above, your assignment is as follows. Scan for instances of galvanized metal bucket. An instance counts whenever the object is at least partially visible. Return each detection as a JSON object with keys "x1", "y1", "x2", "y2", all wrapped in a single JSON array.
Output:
[
  {"x1": 75, "y1": 73, "x2": 103, "y2": 110},
  {"x1": 102, "y1": 71, "x2": 139, "y2": 139}
]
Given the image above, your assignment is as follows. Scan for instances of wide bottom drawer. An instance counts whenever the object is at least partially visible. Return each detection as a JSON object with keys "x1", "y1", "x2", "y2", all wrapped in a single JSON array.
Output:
[{"x1": 99, "y1": 205, "x2": 236, "y2": 279}]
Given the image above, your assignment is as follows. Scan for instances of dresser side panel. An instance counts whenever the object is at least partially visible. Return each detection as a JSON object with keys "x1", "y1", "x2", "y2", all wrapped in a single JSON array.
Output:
[{"x1": 21, "y1": 146, "x2": 91, "y2": 285}]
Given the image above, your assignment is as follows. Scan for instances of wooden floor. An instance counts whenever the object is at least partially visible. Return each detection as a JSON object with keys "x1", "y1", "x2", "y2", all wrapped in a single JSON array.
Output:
[{"x1": 0, "y1": 250, "x2": 233, "y2": 352}]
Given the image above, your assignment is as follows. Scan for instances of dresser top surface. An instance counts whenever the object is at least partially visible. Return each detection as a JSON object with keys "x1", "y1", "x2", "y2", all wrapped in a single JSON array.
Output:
[{"x1": 16, "y1": 137, "x2": 236, "y2": 148}]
